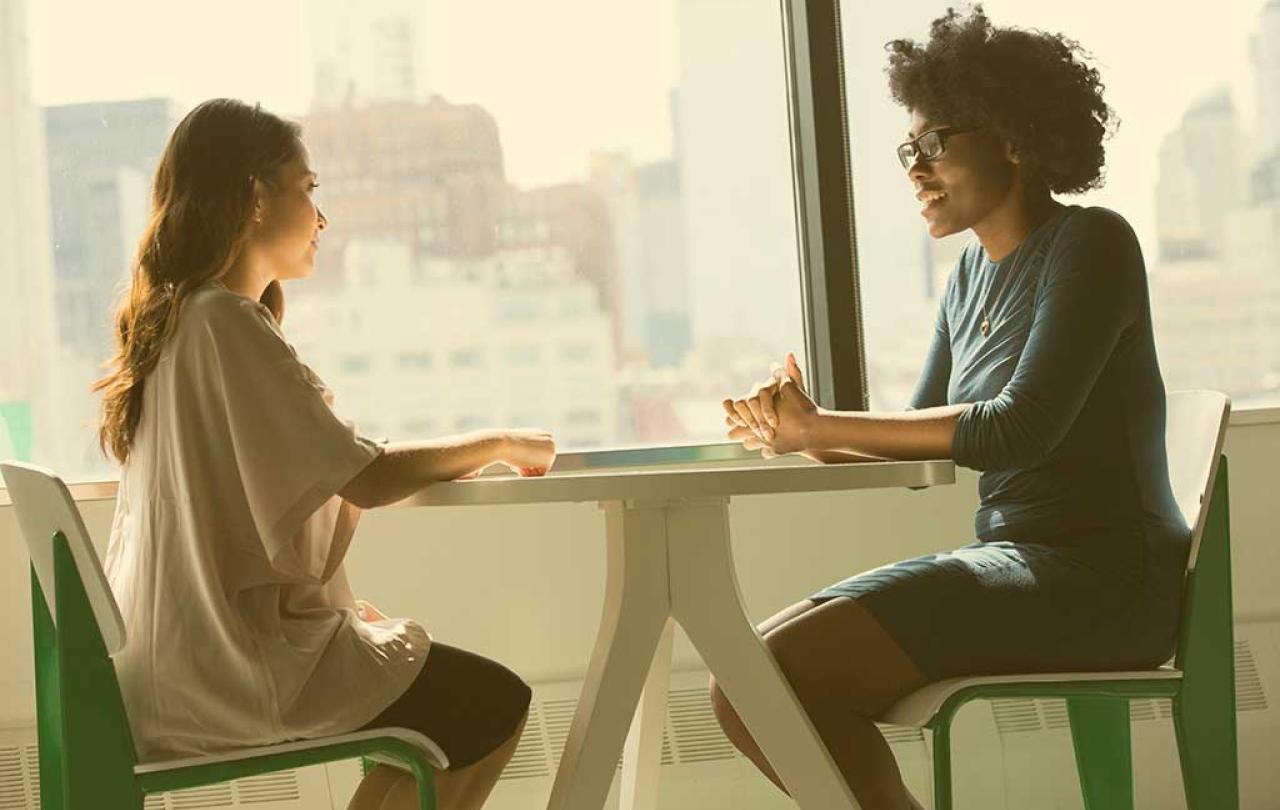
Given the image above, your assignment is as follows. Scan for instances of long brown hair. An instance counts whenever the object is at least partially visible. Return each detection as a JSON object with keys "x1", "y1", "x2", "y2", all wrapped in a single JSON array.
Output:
[{"x1": 95, "y1": 99, "x2": 302, "y2": 463}]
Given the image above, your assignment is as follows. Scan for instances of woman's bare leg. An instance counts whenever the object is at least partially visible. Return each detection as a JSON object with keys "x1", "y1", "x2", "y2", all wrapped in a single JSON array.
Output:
[
  {"x1": 378, "y1": 710, "x2": 529, "y2": 810},
  {"x1": 346, "y1": 763, "x2": 404, "y2": 810},
  {"x1": 710, "y1": 597, "x2": 929, "y2": 809}
]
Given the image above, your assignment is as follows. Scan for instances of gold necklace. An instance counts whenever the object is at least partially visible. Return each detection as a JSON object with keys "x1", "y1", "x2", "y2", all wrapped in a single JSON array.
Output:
[
  {"x1": 979, "y1": 203, "x2": 1071, "y2": 338},
  {"x1": 979, "y1": 245, "x2": 1025, "y2": 339}
]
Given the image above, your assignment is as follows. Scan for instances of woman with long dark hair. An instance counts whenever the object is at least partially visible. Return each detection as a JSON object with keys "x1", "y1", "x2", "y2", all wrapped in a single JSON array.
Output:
[
  {"x1": 717, "y1": 7, "x2": 1189, "y2": 807},
  {"x1": 98, "y1": 98, "x2": 554, "y2": 810}
]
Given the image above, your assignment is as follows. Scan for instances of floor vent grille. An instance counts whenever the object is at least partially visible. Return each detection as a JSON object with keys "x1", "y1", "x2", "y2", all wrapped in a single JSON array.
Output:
[
  {"x1": 666, "y1": 687, "x2": 737, "y2": 764},
  {"x1": 502, "y1": 702, "x2": 552, "y2": 780},
  {"x1": 2, "y1": 633, "x2": 1270, "y2": 802},
  {"x1": 1236, "y1": 638, "x2": 1269, "y2": 712},
  {"x1": 0, "y1": 746, "x2": 32, "y2": 810}
]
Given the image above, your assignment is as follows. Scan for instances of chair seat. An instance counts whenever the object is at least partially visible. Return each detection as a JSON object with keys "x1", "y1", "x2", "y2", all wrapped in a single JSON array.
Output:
[
  {"x1": 878, "y1": 666, "x2": 1183, "y2": 728},
  {"x1": 133, "y1": 726, "x2": 449, "y2": 775}
]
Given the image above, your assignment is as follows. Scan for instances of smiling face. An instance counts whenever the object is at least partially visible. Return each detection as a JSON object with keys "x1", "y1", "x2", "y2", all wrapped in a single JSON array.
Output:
[
  {"x1": 905, "y1": 109, "x2": 1020, "y2": 240},
  {"x1": 250, "y1": 142, "x2": 327, "y2": 281}
]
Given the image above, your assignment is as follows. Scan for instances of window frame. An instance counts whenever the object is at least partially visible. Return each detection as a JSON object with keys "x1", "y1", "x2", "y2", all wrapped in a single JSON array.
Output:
[
  {"x1": 5, "y1": 0, "x2": 865, "y2": 494},
  {"x1": 5, "y1": 403, "x2": 1279, "y2": 507},
  {"x1": 782, "y1": 0, "x2": 870, "y2": 413},
  {"x1": 5, "y1": 0, "x2": 1275, "y2": 505}
]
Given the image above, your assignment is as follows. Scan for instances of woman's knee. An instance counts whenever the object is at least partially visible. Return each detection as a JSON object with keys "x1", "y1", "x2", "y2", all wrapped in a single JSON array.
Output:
[
  {"x1": 708, "y1": 675, "x2": 753, "y2": 748},
  {"x1": 489, "y1": 660, "x2": 533, "y2": 734},
  {"x1": 761, "y1": 598, "x2": 926, "y2": 718},
  {"x1": 431, "y1": 646, "x2": 531, "y2": 766},
  {"x1": 708, "y1": 675, "x2": 731, "y2": 724}
]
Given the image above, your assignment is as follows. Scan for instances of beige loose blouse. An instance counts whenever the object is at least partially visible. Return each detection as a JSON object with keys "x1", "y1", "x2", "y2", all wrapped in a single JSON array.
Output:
[{"x1": 104, "y1": 283, "x2": 430, "y2": 762}]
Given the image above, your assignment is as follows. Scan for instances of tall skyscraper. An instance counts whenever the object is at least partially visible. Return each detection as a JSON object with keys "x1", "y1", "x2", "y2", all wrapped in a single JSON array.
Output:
[
  {"x1": 1148, "y1": 12, "x2": 1280, "y2": 407},
  {"x1": 1155, "y1": 87, "x2": 1248, "y2": 261},
  {"x1": 0, "y1": 0, "x2": 56, "y2": 462},
  {"x1": 1252, "y1": 151, "x2": 1280, "y2": 204},
  {"x1": 632, "y1": 159, "x2": 691, "y2": 367},
  {"x1": 590, "y1": 152, "x2": 691, "y2": 367},
  {"x1": 1251, "y1": 0, "x2": 1280, "y2": 162},
  {"x1": 44, "y1": 98, "x2": 180, "y2": 362},
  {"x1": 1249, "y1": 2, "x2": 1280, "y2": 204},
  {"x1": 309, "y1": 0, "x2": 429, "y2": 109}
]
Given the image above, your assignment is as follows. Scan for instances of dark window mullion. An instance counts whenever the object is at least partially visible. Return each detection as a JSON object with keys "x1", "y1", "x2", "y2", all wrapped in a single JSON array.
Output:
[{"x1": 782, "y1": 0, "x2": 869, "y2": 411}]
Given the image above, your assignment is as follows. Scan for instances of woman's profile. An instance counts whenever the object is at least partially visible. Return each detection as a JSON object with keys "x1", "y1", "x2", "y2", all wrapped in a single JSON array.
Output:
[
  {"x1": 96, "y1": 98, "x2": 554, "y2": 810},
  {"x1": 720, "y1": 6, "x2": 1189, "y2": 807}
]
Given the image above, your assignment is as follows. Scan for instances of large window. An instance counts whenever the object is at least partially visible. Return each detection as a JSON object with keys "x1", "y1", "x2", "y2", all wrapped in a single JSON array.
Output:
[
  {"x1": 2, "y1": 0, "x2": 812, "y2": 481},
  {"x1": 844, "y1": 0, "x2": 1280, "y2": 411},
  {"x1": 3, "y1": 0, "x2": 1274, "y2": 485}
]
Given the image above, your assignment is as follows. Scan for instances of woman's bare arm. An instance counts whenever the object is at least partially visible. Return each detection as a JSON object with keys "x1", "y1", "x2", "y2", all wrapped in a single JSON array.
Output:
[
  {"x1": 798, "y1": 449, "x2": 886, "y2": 464},
  {"x1": 340, "y1": 429, "x2": 553, "y2": 509}
]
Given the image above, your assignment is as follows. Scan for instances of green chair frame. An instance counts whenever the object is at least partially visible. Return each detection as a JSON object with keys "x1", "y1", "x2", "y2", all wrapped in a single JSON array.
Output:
[
  {"x1": 2, "y1": 461, "x2": 441, "y2": 810},
  {"x1": 877, "y1": 391, "x2": 1237, "y2": 809}
]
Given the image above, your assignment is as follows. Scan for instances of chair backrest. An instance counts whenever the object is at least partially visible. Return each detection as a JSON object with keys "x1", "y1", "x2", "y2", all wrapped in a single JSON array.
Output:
[
  {"x1": 1163, "y1": 390, "x2": 1231, "y2": 572},
  {"x1": 1, "y1": 461, "x2": 126, "y2": 653},
  {"x1": 3, "y1": 461, "x2": 141, "y2": 803}
]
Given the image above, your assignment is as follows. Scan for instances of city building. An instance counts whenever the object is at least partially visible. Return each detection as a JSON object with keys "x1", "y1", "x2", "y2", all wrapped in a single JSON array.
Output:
[
  {"x1": 0, "y1": 0, "x2": 56, "y2": 465},
  {"x1": 288, "y1": 240, "x2": 619, "y2": 451},
  {"x1": 1154, "y1": 87, "x2": 1249, "y2": 261},
  {"x1": 309, "y1": 0, "x2": 430, "y2": 109},
  {"x1": 43, "y1": 98, "x2": 179, "y2": 361},
  {"x1": 1150, "y1": 257, "x2": 1280, "y2": 396},
  {"x1": 301, "y1": 97, "x2": 507, "y2": 272},
  {"x1": 301, "y1": 97, "x2": 627, "y2": 360},
  {"x1": 1251, "y1": 0, "x2": 1280, "y2": 162},
  {"x1": 1148, "y1": 3, "x2": 1280, "y2": 406},
  {"x1": 589, "y1": 152, "x2": 691, "y2": 368}
]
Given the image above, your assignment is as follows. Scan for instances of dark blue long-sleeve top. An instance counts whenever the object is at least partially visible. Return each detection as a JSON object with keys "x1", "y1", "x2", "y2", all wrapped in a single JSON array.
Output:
[{"x1": 912, "y1": 204, "x2": 1189, "y2": 546}]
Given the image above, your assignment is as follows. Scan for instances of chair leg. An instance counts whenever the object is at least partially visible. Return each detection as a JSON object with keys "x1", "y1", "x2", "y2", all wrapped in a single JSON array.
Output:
[
  {"x1": 1173, "y1": 682, "x2": 1239, "y2": 809},
  {"x1": 416, "y1": 771, "x2": 437, "y2": 810},
  {"x1": 930, "y1": 721, "x2": 953, "y2": 810},
  {"x1": 99, "y1": 784, "x2": 144, "y2": 810},
  {"x1": 357, "y1": 757, "x2": 437, "y2": 810},
  {"x1": 1067, "y1": 697, "x2": 1133, "y2": 810},
  {"x1": 1172, "y1": 456, "x2": 1239, "y2": 810}
]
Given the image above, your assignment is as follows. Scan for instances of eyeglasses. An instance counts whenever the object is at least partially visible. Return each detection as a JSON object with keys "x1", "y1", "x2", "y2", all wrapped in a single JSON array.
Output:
[{"x1": 896, "y1": 126, "x2": 978, "y2": 170}]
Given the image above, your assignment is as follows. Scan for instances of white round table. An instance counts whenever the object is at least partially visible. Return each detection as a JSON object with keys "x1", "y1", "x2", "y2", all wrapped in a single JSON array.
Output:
[{"x1": 400, "y1": 458, "x2": 956, "y2": 810}]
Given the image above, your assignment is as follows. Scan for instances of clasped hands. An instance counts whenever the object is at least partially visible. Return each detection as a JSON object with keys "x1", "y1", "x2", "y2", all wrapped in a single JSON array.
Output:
[{"x1": 722, "y1": 352, "x2": 820, "y2": 459}]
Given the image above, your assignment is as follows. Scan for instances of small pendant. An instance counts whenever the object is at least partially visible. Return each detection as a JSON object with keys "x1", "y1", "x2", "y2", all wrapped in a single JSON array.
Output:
[{"x1": 980, "y1": 317, "x2": 990, "y2": 338}]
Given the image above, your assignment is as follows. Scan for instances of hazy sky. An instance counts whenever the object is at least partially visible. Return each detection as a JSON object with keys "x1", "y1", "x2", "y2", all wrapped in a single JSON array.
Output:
[
  {"x1": 27, "y1": 0, "x2": 680, "y2": 187},
  {"x1": 985, "y1": 0, "x2": 1272, "y2": 257},
  {"x1": 25, "y1": 0, "x2": 1273, "y2": 259}
]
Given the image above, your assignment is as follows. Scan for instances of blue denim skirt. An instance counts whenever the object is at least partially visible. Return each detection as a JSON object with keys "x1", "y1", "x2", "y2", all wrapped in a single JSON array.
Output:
[{"x1": 810, "y1": 525, "x2": 1189, "y2": 680}]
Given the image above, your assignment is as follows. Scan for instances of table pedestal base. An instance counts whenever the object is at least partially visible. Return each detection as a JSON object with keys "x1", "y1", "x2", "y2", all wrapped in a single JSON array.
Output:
[{"x1": 546, "y1": 497, "x2": 860, "y2": 810}]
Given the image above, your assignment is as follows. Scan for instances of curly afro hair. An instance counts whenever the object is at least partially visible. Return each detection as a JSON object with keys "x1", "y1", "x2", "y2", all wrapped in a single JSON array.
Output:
[{"x1": 886, "y1": 4, "x2": 1116, "y2": 195}]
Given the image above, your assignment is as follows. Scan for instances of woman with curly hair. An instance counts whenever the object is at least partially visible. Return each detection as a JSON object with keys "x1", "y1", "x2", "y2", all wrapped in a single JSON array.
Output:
[{"x1": 714, "y1": 5, "x2": 1189, "y2": 807}]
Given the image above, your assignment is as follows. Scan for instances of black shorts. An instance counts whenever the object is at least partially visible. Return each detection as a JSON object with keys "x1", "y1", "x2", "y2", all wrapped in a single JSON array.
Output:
[
  {"x1": 811, "y1": 526, "x2": 1189, "y2": 681},
  {"x1": 359, "y1": 642, "x2": 531, "y2": 770}
]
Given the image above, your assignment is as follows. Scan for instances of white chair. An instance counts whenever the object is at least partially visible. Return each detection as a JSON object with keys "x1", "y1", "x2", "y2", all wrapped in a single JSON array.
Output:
[
  {"x1": 875, "y1": 390, "x2": 1237, "y2": 809},
  {"x1": 1, "y1": 460, "x2": 447, "y2": 809}
]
